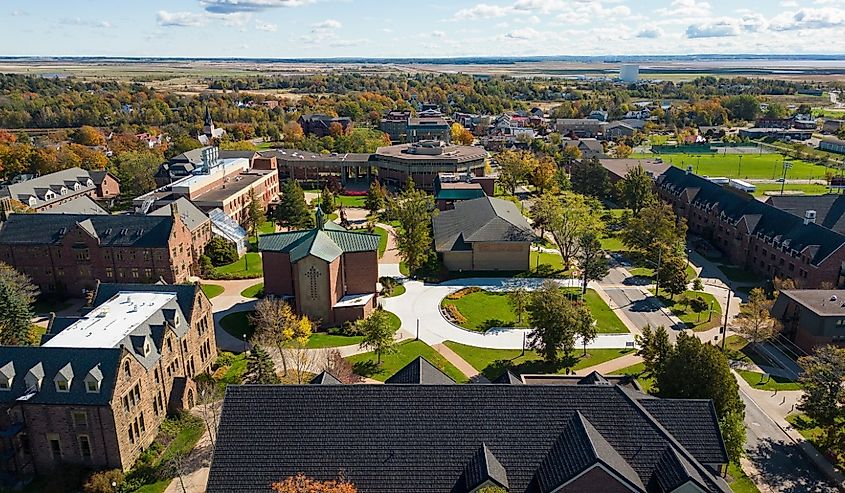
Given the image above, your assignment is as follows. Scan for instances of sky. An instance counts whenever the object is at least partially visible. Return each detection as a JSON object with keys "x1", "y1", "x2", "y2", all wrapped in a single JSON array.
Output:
[{"x1": 2, "y1": 0, "x2": 845, "y2": 58}]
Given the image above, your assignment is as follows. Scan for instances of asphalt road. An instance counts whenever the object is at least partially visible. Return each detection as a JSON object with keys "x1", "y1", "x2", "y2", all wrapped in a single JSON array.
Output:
[{"x1": 741, "y1": 389, "x2": 837, "y2": 493}]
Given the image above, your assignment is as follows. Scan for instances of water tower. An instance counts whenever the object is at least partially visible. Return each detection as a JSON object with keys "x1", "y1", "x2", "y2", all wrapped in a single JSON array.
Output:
[{"x1": 620, "y1": 64, "x2": 640, "y2": 83}]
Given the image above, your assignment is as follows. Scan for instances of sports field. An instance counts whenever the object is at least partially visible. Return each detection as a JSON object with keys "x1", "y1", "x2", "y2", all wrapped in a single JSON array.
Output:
[{"x1": 636, "y1": 153, "x2": 834, "y2": 180}]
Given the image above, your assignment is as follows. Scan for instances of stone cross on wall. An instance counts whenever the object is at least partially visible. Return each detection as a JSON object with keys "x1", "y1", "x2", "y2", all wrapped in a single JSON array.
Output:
[{"x1": 305, "y1": 265, "x2": 321, "y2": 300}]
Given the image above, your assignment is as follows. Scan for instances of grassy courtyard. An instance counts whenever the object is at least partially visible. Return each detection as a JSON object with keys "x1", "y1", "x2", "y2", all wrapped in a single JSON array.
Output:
[
  {"x1": 219, "y1": 310, "x2": 369, "y2": 348},
  {"x1": 240, "y1": 282, "x2": 264, "y2": 298},
  {"x1": 650, "y1": 288, "x2": 722, "y2": 331},
  {"x1": 441, "y1": 288, "x2": 628, "y2": 333},
  {"x1": 210, "y1": 252, "x2": 263, "y2": 279},
  {"x1": 443, "y1": 341, "x2": 633, "y2": 381},
  {"x1": 347, "y1": 340, "x2": 469, "y2": 382},
  {"x1": 200, "y1": 283, "x2": 224, "y2": 299}
]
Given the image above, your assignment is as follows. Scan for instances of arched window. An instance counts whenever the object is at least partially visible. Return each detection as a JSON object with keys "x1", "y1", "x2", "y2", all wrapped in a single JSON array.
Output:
[{"x1": 123, "y1": 360, "x2": 131, "y2": 379}]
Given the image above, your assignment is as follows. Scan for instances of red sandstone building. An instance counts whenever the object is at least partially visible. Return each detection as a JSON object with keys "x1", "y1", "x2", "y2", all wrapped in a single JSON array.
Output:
[
  {"x1": 0, "y1": 283, "x2": 216, "y2": 481},
  {"x1": 259, "y1": 216, "x2": 379, "y2": 326},
  {"x1": 657, "y1": 166, "x2": 845, "y2": 288},
  {"x1": 0, "y1": 205, "x2": 195, "y2": 295}
]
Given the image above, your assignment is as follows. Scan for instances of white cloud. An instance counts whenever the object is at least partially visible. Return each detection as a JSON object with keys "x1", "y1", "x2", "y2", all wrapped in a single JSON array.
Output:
[
  {"x1": 504, "y1": 27, "x2": 543, "y2": 40},
  {"x1": 771, "y1": 7, "x2": 845, "y2": 30},
  {"x1": 636, "y1": 27, "x2": 664, "y2": 38},
  {"x1": 686, "y1": 19, "x2": 740, "y2": 38},
  {"x1": 658, "y1": 0, "x2": 712, "y2": 17},
  {"x1": 255, "y1": 20, "x2": 277, "y2": 31},
  {"x1": 312, "y1": 19, "x2": 342, "y2": 30},
  {"x1": 199, "y1": 0, "x2": 315, "y2": 14},
  {"x1": 432, "y1": 30, "x2": 446, "y2": 38},
  {"x1": 454, "y1": 3, "x2": 512, "y2": 19},
  {"x1": 157, "y1": 11, "x2": 207, "y2": 27}
]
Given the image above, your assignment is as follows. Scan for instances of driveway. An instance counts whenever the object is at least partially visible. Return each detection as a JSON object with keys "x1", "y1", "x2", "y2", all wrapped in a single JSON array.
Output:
[{"x1": 380, "y1": 277, "x2": 635, "y2": 350}]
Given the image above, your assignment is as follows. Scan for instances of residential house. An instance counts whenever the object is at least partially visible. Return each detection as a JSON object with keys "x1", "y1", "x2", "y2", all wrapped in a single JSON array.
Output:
[
  {"x1": 770, "y1": 289, "x2": 845, "y2": 352},
  {"x1": 604, "y1": 121, "x2": 636, "y2": 140},
  {"x1": 562, "y1": 138, "x2": 605, "y2": 159},
  {"x1": 555, "y1": 119, "x2": 607, "y2": 138}
]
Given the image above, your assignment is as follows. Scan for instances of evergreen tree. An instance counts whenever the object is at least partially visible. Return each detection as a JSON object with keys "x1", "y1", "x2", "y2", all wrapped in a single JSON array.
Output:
[
  {"x1": 244, "y1": 188, "x2": 264, "y2": 240},
  {"x1": 275, "y1": 179, "x2": 313, "y2": 230},
  {"x1": 320, "y1": 186, "x2": 336, "y2": 214},
  {"x1": 245, "y1": 345, "x2": 281, "y2": 384},
  {"x1": 365, "y1": 180, "x2": 386, "y2": 216},
  {"x1": 570, "y1": 157, "x2": 609, "y2": 199},
  {"x1": 0, "y1": 263, "x2": 38, "y2": 345}
]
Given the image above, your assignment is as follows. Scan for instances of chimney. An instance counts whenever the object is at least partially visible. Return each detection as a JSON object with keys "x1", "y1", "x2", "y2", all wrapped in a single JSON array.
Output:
[
  {"x1": 170, "y1": 202, "x2": 179, "y2": 218},
  {"x1": 804, "y1": 210, "x2": 816, "y2": 225}
]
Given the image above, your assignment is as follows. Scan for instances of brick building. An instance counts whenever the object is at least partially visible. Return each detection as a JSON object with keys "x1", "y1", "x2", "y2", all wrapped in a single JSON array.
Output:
[
  {"x1": 259, "y1": 217, "x2": 379, "y2": 326},
  {"x1": 657, "y1": 167, "x2": 845, "y2": 288},
  {"x1": 770, "y1": 289, "x2": 845, "y2": 352},
  {"x1": 298, "y1": 114, "x2": 352, "y2": 138},
  {"x1": 0, "y1": 167, "x2": 120, "y2": 213},
  {"x1": 0, "y1": 283, "x2": 216, "y2": 480},
  {"x1": 372, "y1": 141, "x2": 488, "y2": 191},
  {"x1": 0, "y1": 205, "x2": 195, "y2": 296}
]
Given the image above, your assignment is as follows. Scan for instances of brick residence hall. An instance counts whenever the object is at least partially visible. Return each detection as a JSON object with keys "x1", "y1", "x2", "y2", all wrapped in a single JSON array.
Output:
[
  {"x1": 259, "y1": 216, "x2": 379, "y2": 326},
  {"x1": 658, "y1": 166, "x2": 845, "y2": 288},
  {"x1": 0, "y1": 283, "x2": 216, "y2": 480}
]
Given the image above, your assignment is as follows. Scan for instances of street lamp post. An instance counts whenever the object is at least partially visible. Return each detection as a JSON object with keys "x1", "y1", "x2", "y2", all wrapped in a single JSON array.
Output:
[
  {"x1": 781, "y1": 161, "x2": 792, "y2": 196},
  {"x1": 242, "y1": 333, "x2": 248, "y2": 354},
  {"x1": 703, "y1": 281, "x2": 733, "y2": 350}
]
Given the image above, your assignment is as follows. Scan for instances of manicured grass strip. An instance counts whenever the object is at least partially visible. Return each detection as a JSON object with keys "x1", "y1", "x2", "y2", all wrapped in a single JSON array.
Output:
[
  {"x1": 727, "y1": 462, "x2": 761, "y2": 493},
  {"x1": 383, "y1": 284, "x2": 406, "y2": 298},
  {"x1": 529, "y1": 250, "x2": 564, "y2": 272},
  {"x1": 609, "y1": 361, "x2": 654, "y2": 393},
  {"x1": 307, "y1": 333, "x2": 363, "y2": 348},
  {"x1": 212, "y1": 252, "x2": 263, "y2": 278},
  {"x1": 752, "y1": 183, "x2": 830, "y2": 197},
  {"x1": 32, "y1": 298, "x2": 72, "y2": 314},
  {"x1": 600, "y1": 234, "x2": 629, "y2": 253},
  {"x1": 200, "y1": 283, "x2": 224, "y2": 299},
  {"x1": 581, "y1": 289, "x2": 628, "y2": 333},
  {"x1": 736, "y1": 369, "x2": 801, "y2": 391},
  {"x1": 336, "y1": 195, "x2": 366, "y2": 208},
  {"x1": 220, "y1": 311, "x2": 253, "y2": 340},
  {"x1": 650, "y1": 288, "x2": 722, "y2": 332},
  {"x1": 220, "y1": 309, "x2": 381, "y2": 348},
  {"x1": 347, "y1": 340, "x2": 469, "y2": 383},
  {"x1": 373, "y1": 226, "x2": 388, "y2": 258},
  {"x1": 240, "y1": 282, "x2": 264, "y2": 298},
  {"x1": 443, "y1": 341, "x2": 632, "y2": 381}
]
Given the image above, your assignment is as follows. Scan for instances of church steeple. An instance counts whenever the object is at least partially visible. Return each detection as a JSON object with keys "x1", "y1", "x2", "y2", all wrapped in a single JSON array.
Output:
[{"x1": 204, "y1": 105, "x2": 213, "y2": 127}]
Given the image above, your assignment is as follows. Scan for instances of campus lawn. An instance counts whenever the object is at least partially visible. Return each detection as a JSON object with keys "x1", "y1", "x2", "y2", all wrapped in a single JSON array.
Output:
[
  {"x1": 727, "y1": 462, "x2": 761, "y2": 493},
  {"x1": 752, "y1": 183, "x2": 831, "y2": 197},
  {"x1": 600, "y1": 234, "x2": 629, "y2": 253},
  {"x1": 220, "y1": 311, "x2": 253, "y2": 340},
  {"x1": 383, "y1": 283, "x2": 406, "y2": 298},
  {"x1": 442, "y1": 341, "x2": 633, "y2": 381},
  {"x1": 736, "y1": 369, "x2": 801, "y2": 391},
  {"x1": 347, "y1": 340, "x2": 469, "y2": 383},
  {"x1": 219, "y1": 309, "x2": 381, "y2": 348},
  {"x1": 442, "y1": 288, "x2": 627, "y2": 333},
  {"x1": 335, "y1": 194, "x2": 367, "y2": 208},
  {"x1": 212, "y1": 252, "x2": 263, "y2": 278},
  {"x1": 240, "y1": 282, "x2": 264, "y2": 298},
  {"x1": 529, "y1": 250, "x2": 565, "y2": 274},
  {"x1": 657, "y1": 153, "x2": 833, "y2": 180},
  {"x1": 373, "y1": 226, "x2": 389, "y2": 257},
  {"x1": 609, "y1": 361, "x2": 655, "y2": 393},
  {"x1": 307, "y1": 333, "x2": 364, "y2": 349},
  {"x1": 650, "y1": 288, "x2": 722, "y2": 331},
  {"x1": 786, "y1": 413, "x2": 845, "y2": 470},
  {"x1": 200, "y1": 283, "x2": 224, "y2": 299}
]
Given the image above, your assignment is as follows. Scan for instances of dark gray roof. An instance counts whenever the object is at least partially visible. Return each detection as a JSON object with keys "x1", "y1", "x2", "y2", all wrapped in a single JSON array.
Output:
[
  {"x1": 88, "y1": 170, "x2": 119, "y2": 186},
  {"x1": 578, "y1": 371, "x2": 611, "y2": 386},
  {"x1": 309, "y1": 371, "x2": 343, "y2": 385},
  {"x1": 0, "y1": 167, "x2": 95, "y2": 208},
  {"x1": 259, "y1": 224, "x2": 379, "y2": 263},
  {"x1": 207, "y1": 384, "x2": 731, "y2": 493},
  {"x1": 433, "y1": 196, "x2": 535, "y2": 252},
  {"x1": 493, "y1": 370, "x2": 523, "y2": 384},
  {"x1": 93, "y1": 283, "x2": 201, "y2": 324},
  {"x1": 149, "y1": 197, "x2": 209, "y2": 232},
  {"x1": 0, "y1": 213, "x2": 176, "y2": 247},
  {"x1": 40, "y1": 195, "x2": 107, "y2": 215},
  {"x1": 765, "y1": 194, "x2": 845, "y2": 235},
  {"x1": 384, "y1": 357, "x2": 455, "y2": 385},
  {"x1": 463, "y1": 444, "x2": 509, "y2": 491},
  {"x1": 773, "y1": 289, "x2": 845, "y2": 317},
  {"x1": 660, "y1": 167, "x2": 845, "y2": 266},
  {"x1": 0, "y1": 346, "x2": 121, "y2": 405},
  {"x1": 652, "y1": 445, "x2": 710, "y2": 492},
  {"x1": 638, "y1": 399, "x2": 728, "y2": 465}
]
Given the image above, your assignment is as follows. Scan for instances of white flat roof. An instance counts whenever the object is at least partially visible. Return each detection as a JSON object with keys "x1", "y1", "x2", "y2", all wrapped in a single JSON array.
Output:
[
  {"x1": 171, "y1": 157, "x2": 250, "y2": 196},
  {"x1": 44, "y1": 291, "x2": 177, "y2": 349},
  {"x1": 333, "y1": 293, "x2": 375, "y2": 309}
]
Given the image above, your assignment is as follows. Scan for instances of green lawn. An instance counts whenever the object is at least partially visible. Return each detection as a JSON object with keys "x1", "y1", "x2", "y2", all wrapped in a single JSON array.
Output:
[
  {"x1": 609, "y1": 361, "x2": 655, "y2": 393},
  {"x1": 307, "y1": 333, "x2": 364, "y2": 348},
  {"x1": 442, "y1": 288, "x2": 627, "y2": 333},
  {"x1": 736, "y1": 369, "x2": 801, "y2": 391},
  {"x1": 336, "y1": 194, "x2": 367, "y2": 208},
  {"x1": 373, "y1": 226, "x2": 389, "y2": 258},
  {"x1": 658, "y1": 153, "x2": 833, "y2": 180},
  {"x1": 240, "y1": 282, "x2": 264, "y2": 298},
  {"x1": 383, "y1": 284, "x2": 406, "y2": 297},
  {"x1": 220, "y1": 309, "x2": 382, "y2": 348},
  {"x1": 651, "y1": 288, "x2": 722, "y2": 331},
  {"x1": 347, "y1": 340, "x2": 469, "y2": 383},
  {"x1": 600, "y1": 234, "x2": 629, "y2": 253},
  {"x1": 530, "y1": 250, "x2": 565, "y2": 273},
  {"x1": 727, "y1": 462, "x2": 761, "y2": 493},
  {"x1": 752, "y1": 183, "x2": 831, "y2": 197},
  {"x1": 786, "y1": 413, "x2": 845, "y2": 470},
  {"x1": 443, "y1": 341, "x2": 633, "y2": 381},
  {"x1": 220, "y1": 311, "x2": 253, "y2": 340},
  {"x1": 200, "y1": 284, "x2": 224, "y2": 299},
  {"x1": 211, "y1": 252, "x2": 263, "y2": 278}
]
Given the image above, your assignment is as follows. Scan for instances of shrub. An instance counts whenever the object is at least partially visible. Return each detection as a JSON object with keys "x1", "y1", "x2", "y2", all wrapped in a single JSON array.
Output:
[
  {"x1": 328, "y1": 321, "x2": 362, "y2": 336},
  {"x1": 83, "y1": 469, "x2": 124, "y2": 493},
  {"x1": 215, "y1": 351, "x2": 237, "y2": 367},
  {"x1": 446, "y1": 287, "x2": 482, "y2": 300},
  {"x1": 445, "y1": 304, "x2": 467, "y2": 324},
  {"x1": 205, "y1": 236, "x2": 239, "y2": 266}
]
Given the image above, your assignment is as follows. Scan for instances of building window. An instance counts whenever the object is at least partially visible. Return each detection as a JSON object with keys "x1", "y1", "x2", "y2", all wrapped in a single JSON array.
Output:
[
  {"x1": 72, "y1": 411, "x2": 88, "y2": 428},
  {"x1": 86, "y1": 379, "x2": 99, "y2": 393},
  {"x1": 132, "y1": 268, "x2": 139, "y2": 279},
  {"x1": 48, "y1": 434, "x2": 62, "y2": 459},
  {"x1": 105, "y1": 267, "x2": 114, "y2": 278},
  {"x1": 128, "y1": 426, "x2": 134, "y2": 445},
  {"x1": 55, "y1": 379, "x2": 69, "y2": 392},
  {"x1": 74, "y1": 248, "x2": 90, "y2": 261},
  {"x1": 78, "y1": 435, "x2": 92, "y2": 459},
  {"x1": 123, "y1": 361, "x2": 131, "y2": 379},
  {"x1": 0, "y1": 377, "x2": 9, "y2": 390}
]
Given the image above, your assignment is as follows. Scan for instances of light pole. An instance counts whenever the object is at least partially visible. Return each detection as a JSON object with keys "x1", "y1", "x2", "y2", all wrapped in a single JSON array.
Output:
[
  {"x1": 738, "y1": 154, "x2": 743, "y2": 178},
  {"x1": 781, "y1": 161, "x2": 792, "y2": 196},
  {"x1": 703, "y1": 281, "x2": 732, "y2": 350}
]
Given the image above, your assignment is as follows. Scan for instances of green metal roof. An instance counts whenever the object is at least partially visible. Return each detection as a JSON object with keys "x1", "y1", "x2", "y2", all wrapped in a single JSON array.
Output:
[
  {"x1": 259, "y1": 224, "x2": 379, "y2": 263},
  {"x1": 435, "y1": 189, "x2": 486, "y2": 201}
]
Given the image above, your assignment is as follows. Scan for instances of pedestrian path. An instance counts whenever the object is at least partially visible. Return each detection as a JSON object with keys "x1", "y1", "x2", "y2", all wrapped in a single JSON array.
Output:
[
  {"x1": 574, "y1": 352, "x2": 643, "y2": 376},
  {"x1": 432, "y1": 343, "x2": 488, "y2": 382}
]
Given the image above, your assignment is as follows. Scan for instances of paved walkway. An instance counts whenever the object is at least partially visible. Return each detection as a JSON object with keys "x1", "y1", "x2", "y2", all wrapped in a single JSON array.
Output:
[
  {"x1": 574, "y1": 352, "x2": 643, "y2": 376},
  {"x1": 432, "y1": 343, "x2": 487, "y2": 382},
  {"x1": 376, "y1": 222, "x2": 402, "y2": 264}
]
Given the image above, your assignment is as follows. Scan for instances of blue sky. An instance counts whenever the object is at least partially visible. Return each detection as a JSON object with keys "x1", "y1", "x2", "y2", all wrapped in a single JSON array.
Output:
[{"x1": 2, "y1": 0, "x2": 845, "y2": 57}]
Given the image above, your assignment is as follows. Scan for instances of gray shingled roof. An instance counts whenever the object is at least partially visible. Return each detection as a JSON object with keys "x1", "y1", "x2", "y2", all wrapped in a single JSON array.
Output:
[
  {"x1": 463, "y1": 444, "x2": 509, "y2": 491},
  {"x1": 309, "y1": 371, "x2": 342, "y2": 385},
  {"x1": 149, "y1": 197, "x2": 209, "y2": 232},
  {"x1": 207, "y1": 384, "x2": 731, "y2": 493},
  {"x1": 765, "y1": 194, "x2": 845, "y2": 235},
  {"x1": 384, "y1": 356, "x2": 455, "y2": 385},
  {"x1": 433, "y1": 196, "x2": 535, "y2": 252},
  {"x1": 0, "y1": 167, "x2": 95, "y2": 207},
  {"x1": 660, "y1": 167, "x2": 845, "y2": 266},
  {"x1": 259, "y1": 223, "x2": 379, "y2": 263},
  {"x1": 0, "y1": 213, "x2": 176, "y2": 247},
  {"x1": 41, "y1": 195, "x2": 107, "y2": 215}
]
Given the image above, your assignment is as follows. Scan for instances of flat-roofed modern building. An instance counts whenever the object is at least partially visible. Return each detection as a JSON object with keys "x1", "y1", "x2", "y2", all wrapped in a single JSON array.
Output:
[
  {"x1": 407, "y1": 116, "x2": 451, "y2": 143},
  {"x1": 373, "y1": 141, "x2": 488, "y2": 191}
]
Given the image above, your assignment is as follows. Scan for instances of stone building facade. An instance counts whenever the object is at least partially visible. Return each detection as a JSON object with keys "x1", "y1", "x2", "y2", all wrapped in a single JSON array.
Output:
[
  {"x1": 0, "y1": 283, "x2": 216, "y2": 480},
  {"x1": 0, "y1": 206, "x2": 195, "y2": 295}
]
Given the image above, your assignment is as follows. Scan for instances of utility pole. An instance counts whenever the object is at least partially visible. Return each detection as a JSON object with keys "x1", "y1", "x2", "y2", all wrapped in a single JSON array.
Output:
[
  {"x1": 780, "y1": 161, "x2": 792, "y2": 196},
  {"x1": 654, "y1": 248, "x2": 663, "y2": 295},
  {"x1": 721, "y1": 291, "x2": 731, "y2": 351}
]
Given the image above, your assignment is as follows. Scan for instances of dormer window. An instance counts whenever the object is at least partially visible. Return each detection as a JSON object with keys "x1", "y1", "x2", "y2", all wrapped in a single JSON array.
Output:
[
  {"x1": 86, "y1": 380, "x2": 99, "y2": 393},
  {"x1": 54, "y1": 363, "x2": 73, "y2": 393},
  {"x1": 84, "y1": 364, "x2": 103, "y2": 393},
  {"x1": 55, "y1": 379, "x2": 69, "y2": 392},
  {"x1": 85, "y1": 178, "x2": 94, "y2": 187},
  {"x1": 143, "y1": 341, "x2": 151, "y2": 356},
  {"x1": 73, "y1": 182, "x2": 82, "y2": 191},
  {"x1": 0, "y1": 362, "x2": 14, "y2": 391},
  {"x1": 0, "y1": 376, "x2": 10, "y2": 390},
  {"x1": 173, "y1": 314, "x2": 180, "y2": 327},
  {"x1": 25, "y1": 363, "x2": 44, "y2": 392},
  {"x1": 27, "y1": 196, "x2": 37, "y2": 207}
]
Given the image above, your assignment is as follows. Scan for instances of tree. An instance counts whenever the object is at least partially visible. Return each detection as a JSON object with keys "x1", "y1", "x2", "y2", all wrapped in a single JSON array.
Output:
[
  {"x1": 496, "y1": 150, "x2": 536, "y2": 195},
  {"x1": 576, "y1": 231, "x2": 608, "y2": 294},
  {"x1": 285, "y1": 315, "x2": 314, "y2": 384},
  {"x1": 244, "y1": 345, "x2": 281, "y2": 384},
  {"x1": 723, "y1": 94, "x2": 759, "y2": 122},
  {"x1": 570, "y1": 157, "x2": 609, "y2": 199},
  {"x1": 357, "y1": 309, "x2": 398, "y2": 365},
  {"x1": 560, "y1": 144, "x2": 582, "y2": 165},
  {"x1": 365, "y1": 180, "x2": 386, "y2": 216},
  {"x1": 0, "y1": 263, "x2": 38, "y2": 345},
  {"x1": 204, "y1": 237, "x2": 238, "y2": 266},
  {"x1": 548, "y1": 192, "x2": 603, "y2": 269},
  {"x1": 72, "y1": 125, "x2": 105, "y2": 146},
  {"x1": 391, "y1": 187, "x2": 436, "y2": 275},
  {"x1": 250, "y1": 298, "x2": 309, "y2": 376},
  {"x1": 508, "y1": 287, "x2": 530, "y2": 324},
  {"x1": 656, "y1": 332, "x2": 745, "y2": 463},
  {"x1": 635, "y1": 325, "x2": 671, "y2": 378},
  {"x1": 620, "y1": 202, "x2": 687, "y2": 265},
  {"x1": 451, "y1": 122, "x2": 474, "y2": 145},
  {"x1": 275, "y1": 179, "x2": 313, "y2": 230},
  {"x1": 272, "y1": 473, "x2": 357, "y2": 493},
  {"x1": 612, "y1": 143, "x2": 633, "y2": 159},
  {"x1": 619, "y1": 164, "x2": 655, "y2": 214},
  {"x1": 657, "y1": 251, "x2": 688, "y2": 300},
  {"x1": 733, "y1": 288, "x2": 781, "y2": 343},
  {"x1": 244, "y1": 189, "x2": 265, "y2": 240},
  {"x1": 529, "y1": 192, "x2": 557, "y2": 241},
  {"x1": 320, "y1": 186, "x2": 336, "y2": 214},
  {"x1": 692, "y1": 277, "x2": 704, "y2": 291},
  {"x1": 282, "y1": 121, "x2": 305, "y2": 143},
  {"x1": 323, "y1": 348, "x2": 363, "y2": 384},
  {"x1": 689, "y1": 296, "x2": 709, "y2": 322},
  {"x1": 529, "y1": 156, "x2": 557, "y2": 195},
  {"x1": 83, "y1": 469, "x2": 124, "y2": 493},
  {"x1": 574, "y1": 301, "x2": 597, "y2": 356},
  {"x1": 527, "y1": 281, "x2": 579, "y2": 365},
  {"x1": 798, "y1": 345, "x2": 845, "y2": 448},
  {"x1": 193, "y1": 373, "x2": 222, "y2": 450},
  {"x1": 109, "y1": 150, "x2": 161, "y2": 198}
]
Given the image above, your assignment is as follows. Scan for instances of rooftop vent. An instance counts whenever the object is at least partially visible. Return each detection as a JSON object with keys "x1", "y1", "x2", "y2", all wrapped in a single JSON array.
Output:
[
  {"x1": 830, "y1": 295, "x2": 837, "y2": 301},
  {"x1": 804, "y1": 210, "x2": 817, "y2": 225}
]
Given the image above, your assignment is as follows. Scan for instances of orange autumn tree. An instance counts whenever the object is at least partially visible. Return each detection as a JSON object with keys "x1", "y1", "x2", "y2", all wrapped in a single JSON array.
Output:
[{"x1": 271, "y1": 473, "x2": 357, "y2": 493}]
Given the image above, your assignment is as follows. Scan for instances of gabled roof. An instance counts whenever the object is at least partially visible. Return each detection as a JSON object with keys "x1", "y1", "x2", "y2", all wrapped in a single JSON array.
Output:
[
  {"x1": 765, "y1": 194, "x2": 845, "y2": 235},
  {"x1": 259, "y1": 223, "x2": 379, "y2": 263},
  {"x1": 652, "y1": 445, "x2": 710, "y2": 492},
  {"x1": 207, "y1": 384, "x2": 731, "y2": 493},
  {"x1": 385, "y1": 356, "x2": 455, "y2": 385},
  {"x1": 149, "y1": 197, "x2": 209, "y2": 232},
  {"x1": 463, "y1": 444, "x2": 509, "y2": 491},
  {"x1": 309, "y1": 371, "x2": 343, "y2": 385},
  {"x1": 41, "y1": 195, "x2": 108, "y2": 215},
  {"x1": 660, "y1": 167, "x2": 845, "y2": 266},
  {"x1": 433, "y1": 196, "x2": 535, "y2": 252},
  {"x1": 578, "y1": 371, "x2": 611, "y2": 386},
  {"x1": 0, "y1": 213, "x2": 176, "y2": 247},
  {"x1": 493, "y1": 370, "x2": 523, "y2": 384},
  {"x1": 0, "y1": 167, "x2": 95, "y2": 207}
]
